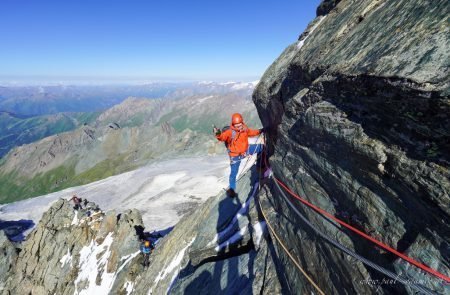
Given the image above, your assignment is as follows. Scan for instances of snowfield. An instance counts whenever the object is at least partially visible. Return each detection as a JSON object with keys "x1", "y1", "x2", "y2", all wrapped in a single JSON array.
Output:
[{"x1": 0, "y1": 154, "x2": 258, "y2": 234}]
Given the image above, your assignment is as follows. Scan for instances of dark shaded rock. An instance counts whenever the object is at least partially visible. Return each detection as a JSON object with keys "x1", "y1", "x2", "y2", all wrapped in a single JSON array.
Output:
[
  {"x1": 0, "y1": 219, "x2": 34, "y2": 242},
  {"x1": 317, "y1": 0, "x2": 341, "y2": 16}
]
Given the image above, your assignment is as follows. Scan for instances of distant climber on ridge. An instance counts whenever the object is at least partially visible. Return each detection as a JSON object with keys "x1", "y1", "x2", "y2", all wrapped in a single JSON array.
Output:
[
  {"x1": 140, "y1": 240, "x2": 154, "y2": 268},
  {"x1": 69, "y1": 194, "x2": 83, "y2": 210},
  {"x1": 213, "y1": 113, "x2": 265, "y2": 198}
]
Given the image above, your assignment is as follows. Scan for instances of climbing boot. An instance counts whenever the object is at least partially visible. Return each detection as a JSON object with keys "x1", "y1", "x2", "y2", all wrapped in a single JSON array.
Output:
[{"x1": 226, "y1": 188, "x2": 237, "y2": 198}]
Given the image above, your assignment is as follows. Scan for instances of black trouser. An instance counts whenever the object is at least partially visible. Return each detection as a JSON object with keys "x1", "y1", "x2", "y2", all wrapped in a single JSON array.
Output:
[{"x1": 143, "y1": 253, "x2": 150, "y2": 267}]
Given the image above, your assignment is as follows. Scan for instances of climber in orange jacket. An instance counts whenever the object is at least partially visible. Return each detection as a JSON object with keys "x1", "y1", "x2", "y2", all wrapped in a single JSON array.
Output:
[{"x1": 214, "y1": 113, "x2": 265, "y2": 197}]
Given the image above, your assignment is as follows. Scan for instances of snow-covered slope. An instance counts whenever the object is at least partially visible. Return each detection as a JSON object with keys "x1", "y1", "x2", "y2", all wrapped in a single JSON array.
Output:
[{"x1": 0, "y1": 156, "x2": 231, "y2": 232}]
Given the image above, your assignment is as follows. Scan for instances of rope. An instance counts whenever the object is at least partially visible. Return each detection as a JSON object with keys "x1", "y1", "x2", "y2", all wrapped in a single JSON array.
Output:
[
  {"x1": 271, "y1": 178, "x2": 437, "y2": 295},
  {"x1": 258, "y1": 135, "x2": 438, "y2": 293},
  {"x1": 273, "y1": 176, "x2": 450, "y2": 284},
  {"x1": 259, "y1": 139, "x2": 449, "y2": 284},
  {"x1": 256, "y1": 196, "x2": 326, "y2": 295},
  {"x1": 236, "y1": 133, "x2": 264, "y2": 182}
]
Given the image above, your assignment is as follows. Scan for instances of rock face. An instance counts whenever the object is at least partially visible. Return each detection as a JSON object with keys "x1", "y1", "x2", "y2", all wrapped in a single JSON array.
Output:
[{"x1": 253, "y1": 0, "x2": 449, "y2": 294}]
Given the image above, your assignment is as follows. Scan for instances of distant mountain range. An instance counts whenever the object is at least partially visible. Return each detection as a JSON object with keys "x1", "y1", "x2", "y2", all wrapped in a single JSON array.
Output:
[
  {"x1": 0, "y1": 81, "x2": 257, "y2": 158},
  {"x1": 0, "y1": 111, "x2": 99, "y2": 158},
  {"x1": 0, "y1": 82, "x2": 257, "y2": 116},
  {"x1": 0, "y1": 82, "x2": 260, "y2": 203}
]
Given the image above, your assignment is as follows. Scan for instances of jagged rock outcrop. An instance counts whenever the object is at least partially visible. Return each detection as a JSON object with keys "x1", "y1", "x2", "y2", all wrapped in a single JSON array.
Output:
[
  {"x1": 1, "y1": 199, "x2": 144, "y2": 294},
  {"x1": 0, "y1": 166, "x2": 282, "y2": 294},
  {"x1": 0, "y1": 231, "x2": 17, "y2": 284},
  {"x1": 253, "y1": 0, "x2": 449, "y2": 294}
]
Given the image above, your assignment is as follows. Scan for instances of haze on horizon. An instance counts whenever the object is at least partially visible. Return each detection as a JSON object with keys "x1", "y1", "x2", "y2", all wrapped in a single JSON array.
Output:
[{"x1": 0, "y1": 0, "x2": 320, "y2": 85}]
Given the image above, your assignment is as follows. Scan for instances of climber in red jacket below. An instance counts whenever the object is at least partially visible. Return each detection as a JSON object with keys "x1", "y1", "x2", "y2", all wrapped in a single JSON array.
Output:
[{"x1": 213, "y1": 113, "x2": 265, "y2": 198}]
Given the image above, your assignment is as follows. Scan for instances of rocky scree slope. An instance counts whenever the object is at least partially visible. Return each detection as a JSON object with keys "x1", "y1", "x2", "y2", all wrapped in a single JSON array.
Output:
[
  {"x1": 0, "y1": 167, "x2": 283, "y2": 294},
  {"x1": 253, "y1": 0, "x2": 449, "y2": 294}
]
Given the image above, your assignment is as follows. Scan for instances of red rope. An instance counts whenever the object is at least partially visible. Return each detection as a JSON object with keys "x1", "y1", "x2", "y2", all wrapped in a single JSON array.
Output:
[{"x1": 273, "y1": 176, "x2": 450, "y2": 283}]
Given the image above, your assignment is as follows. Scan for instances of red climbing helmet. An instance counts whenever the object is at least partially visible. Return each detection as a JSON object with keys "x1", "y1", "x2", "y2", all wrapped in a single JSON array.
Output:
[{"x1": 231, "y1": 113, "x2": 243, "y2": 125}]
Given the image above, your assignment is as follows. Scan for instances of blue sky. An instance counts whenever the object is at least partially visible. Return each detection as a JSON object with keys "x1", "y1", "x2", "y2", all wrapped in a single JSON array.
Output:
[{"x1": 0, "y1": 0, "x2": 320, "y2": 83}]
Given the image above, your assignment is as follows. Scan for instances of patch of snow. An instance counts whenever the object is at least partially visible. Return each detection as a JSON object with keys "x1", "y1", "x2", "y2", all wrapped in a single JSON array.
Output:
[
  {"x1": 71, "y1": 211, "x2": 79, "y2": 226},
  {"x1": 123, "y1": 281, "x2": 134, "y2": 295},
  {"x1": 297, "y1": 15, "x2": 327, "y2": 49},
  {"x1": 297, "y1": 167, "x2": 309, "y2": 175},
  {"x1": 74, "y1": 232, "x2": 115, "y2": 295},
  {"x1": 263, "y1": 168, "x2": 273, "y2": 179},
  {"x1": 219, "y1": 81, "x2": 236, "y2": 86},
  {"x1": 167, "y1": 271, "x2": 180, "y2": 294},
  {"x1": 215, "y1": 226, "x2": 248, "y2": 252},
  {"x1": 253, "y1": 221, "x2": 267, "y2": 247},
  {"x1": 231, "y1": 82, "x2": 255, "y2": 90},
  {"x1": 154, "y1": 237, "x2": 196, "y2": 288},
  {"x1": 197, "y1": 95, "x2": 214, "y2": 103},
  {"x1": 296, "y1": 39, "x2": 306, "y2": 50},
  {"x1": 0, "y1": 156, "x2": 229, "y2": 234},
  {"x1": 117, "y1": 251, "x2": 140, "y2": 273},
  {"x1": 208, "y1": 184, "x2": 258, "y2": 247},
  {"x1": 59, "y1": 247, "x2": 72, "y2": 268}
]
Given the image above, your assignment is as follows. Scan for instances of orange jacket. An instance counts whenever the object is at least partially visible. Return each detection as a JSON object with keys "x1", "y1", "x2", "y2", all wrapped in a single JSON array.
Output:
[{"x1": 216, "y1": 124, "x2": 260, "y2": 157}]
